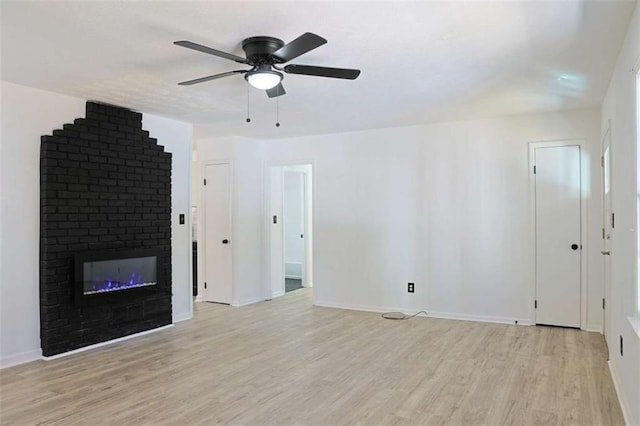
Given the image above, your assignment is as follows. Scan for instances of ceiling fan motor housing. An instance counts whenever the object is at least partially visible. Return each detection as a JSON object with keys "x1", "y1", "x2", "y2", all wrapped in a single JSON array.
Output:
[{"x1": 242, "y1": 36, "x2": 285, "y2": 65}]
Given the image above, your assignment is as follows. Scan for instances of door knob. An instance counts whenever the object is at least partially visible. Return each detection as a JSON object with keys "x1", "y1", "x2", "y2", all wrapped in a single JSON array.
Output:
[
  {"x1": 222, "y1": 239, "x2": 229, "y2": 244},
  {"x1": 601, "y1": 250, "x2": 610, "y2": 255},
  {"x1": 571, "y1": 244, "x2": 579, "y2": 250}
]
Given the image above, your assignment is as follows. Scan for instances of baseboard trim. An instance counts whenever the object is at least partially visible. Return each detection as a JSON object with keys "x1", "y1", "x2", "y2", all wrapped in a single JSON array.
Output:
[
  {"x1": 173, "y1": 312, "x2": 193, "y2": 323},
  {"x1": 428, "y1": 310, "x2": 531, "y2": 326},
  {"x1": 585, "y1": 324, "x2": 603, "y2": 333},
  {"x1": 271, "y1": 290, "x2": 285, "y2": 299},
  {"x1": 608, "y1": 360, "x2": 633, "y2": 426},
  {"x1": 285, "y1": 261, "x2": 302, "y2": 280},
  {"x1": 0, "y1": 349, "x2": 43, "y2": 369},
  {"x1": 314, "y1": 300, "x2": 416, "y2": 315},
  {"x1": 194, "y1": 295, "x2": 203, "y2": 303},
  {"x1": 231, "y1": 297, "x2": 264, "y2": 307},
  {"x1": 314, "y1": 301, "x2": 530, "y2": 325},
  {"x1": 41, "y1": 324, "x2": 174, "y2": 361}
]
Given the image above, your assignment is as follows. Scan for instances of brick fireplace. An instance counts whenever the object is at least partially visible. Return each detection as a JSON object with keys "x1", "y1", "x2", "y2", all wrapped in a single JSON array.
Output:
[{"x1": 39, "y1": 102, "x2": 172, "y2": 357}]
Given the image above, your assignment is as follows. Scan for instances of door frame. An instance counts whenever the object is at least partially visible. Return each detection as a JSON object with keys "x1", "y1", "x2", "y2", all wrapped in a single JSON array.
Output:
[
  {"x1": 263, "y1": 160, "x2": 315, "y2": 303},
  {"x1": 601, "y1": 120, "x2": 612, "y2": 338},
  {"x1": 199, "y1": 159, "x2": 234, "y2": 304},
  {"x1": 283, "y1": 167, "x2": 311, "y2": 287},
  {"x1": 528, "y1": 139, "x2": 588, "y2": 329}
]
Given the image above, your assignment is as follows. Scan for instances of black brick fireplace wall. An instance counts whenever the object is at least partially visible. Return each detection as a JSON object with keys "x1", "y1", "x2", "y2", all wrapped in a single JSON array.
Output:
[{"x1": 39, "y1": 101, "x2": 172, "y2": 357}]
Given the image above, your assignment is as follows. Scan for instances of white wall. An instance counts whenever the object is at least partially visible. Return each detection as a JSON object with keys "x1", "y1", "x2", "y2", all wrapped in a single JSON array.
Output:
[
  {"x1": 0, "y1": 81, "x2": 85, "y2": 367},
  {"x1": 190, "y1": 157, "x2": 200, "y2": 243},
  {"x1": 195, "y1": 110, "x2": 602, "y2": 326},
  {"x1": 283, "y1": 170, "x2": 304, "y2": 278},
  {"x1": 301, "y1": 164, "x2": 313, "y2": 288},
  {"x1": 0, "y1": 82, "x2": 3, "y2": 354},
  {"x1": 600, "y1": 3, "x2": 640, "y2": 424},
  {"x1": 0, "y1": 81, "x2": 193, "y2": 368},
  {"x1": 262, "y1": 109, "x2": 602, "y2": 326},
  {"x1": 197, "y1": 136, "x2": 265, "y2": 306},
  {"x1": 142, "y1": 113, "x2": 193, "y2": 323},
  {"x1": 270, "y1": 166, "x2": 284, "y2": 297}
]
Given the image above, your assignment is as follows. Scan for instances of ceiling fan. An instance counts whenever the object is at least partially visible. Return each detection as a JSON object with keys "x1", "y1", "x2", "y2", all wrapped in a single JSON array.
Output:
[{"x1": 174, "y1": 32, "x2": 361, "y2": 98}]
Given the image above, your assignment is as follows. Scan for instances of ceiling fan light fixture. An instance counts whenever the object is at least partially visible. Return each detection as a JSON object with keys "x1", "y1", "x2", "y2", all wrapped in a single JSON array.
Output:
[{"x1": 245, "y1": 69, "x2": 283, "y2": 90}]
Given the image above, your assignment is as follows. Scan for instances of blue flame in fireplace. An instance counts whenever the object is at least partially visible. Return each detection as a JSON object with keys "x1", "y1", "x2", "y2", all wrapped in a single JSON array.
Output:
[
  {"x1": 91, "y1": 271, "x2": 146, "y2": 293},
  {"x1": 83, "y1": 256, "x2": 157, "y2": 295}
]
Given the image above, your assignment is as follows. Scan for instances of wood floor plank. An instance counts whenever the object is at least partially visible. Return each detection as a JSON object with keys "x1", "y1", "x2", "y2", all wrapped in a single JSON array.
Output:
[{"x1": 0, "y1": 289, "x2": 625, "y2": 425}]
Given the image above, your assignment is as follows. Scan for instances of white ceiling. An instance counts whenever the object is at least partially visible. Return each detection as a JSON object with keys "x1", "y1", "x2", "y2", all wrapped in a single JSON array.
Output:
[{"x1": 1, "y1": 1, "x2": 636, "y2": 139}]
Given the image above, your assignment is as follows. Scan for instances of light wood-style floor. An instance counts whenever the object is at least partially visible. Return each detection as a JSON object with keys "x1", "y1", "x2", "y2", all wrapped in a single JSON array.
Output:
[{"x1": 0, "y1": 289, "x2": 624, "y2": 425}]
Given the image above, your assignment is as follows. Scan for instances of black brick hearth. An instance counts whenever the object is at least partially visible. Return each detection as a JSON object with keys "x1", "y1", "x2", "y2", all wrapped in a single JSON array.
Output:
[{"x1": 39, "y1": 102, "x2": 172, "y2": 357}]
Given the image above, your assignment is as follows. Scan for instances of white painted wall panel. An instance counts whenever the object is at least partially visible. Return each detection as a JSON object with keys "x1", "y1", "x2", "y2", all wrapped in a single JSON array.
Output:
[
  {"x1": 262, "y1": 109, "x2": 602, "y2": 325},
  {"x1": 0, "y1": 82, "x2": 85, "y2": 367},
  {"x1": 142, "y1": 113, "x2": 193, "y2": 323},
  {"x1": 600, "y1": 3, "x2": 640, "y2": 424},
  {"x1": 270, "y1": 166, "x2": 284, "y2": 296}
]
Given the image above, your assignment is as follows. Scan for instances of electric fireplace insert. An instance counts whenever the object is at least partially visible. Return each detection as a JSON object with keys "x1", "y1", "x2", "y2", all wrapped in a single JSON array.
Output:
[{"x1": 74, "y1": 248, "x2": 161, "y2": 306}]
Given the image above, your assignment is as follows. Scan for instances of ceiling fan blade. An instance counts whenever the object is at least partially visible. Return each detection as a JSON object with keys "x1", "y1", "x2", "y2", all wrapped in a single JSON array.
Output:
[
  {"x1": 272, "y1": 33, "x2": 327, "y2": 63},
  {"x1": 178, "y1": 70, "x2": 247, "y2": 86},
  {"x1": 266, "y1": 83, "x2": 286, "y2": 98},
  {"x1": 284, "y1": 64, "x2": 360, "y2": 80},
  {"x1": 174, "y1": 40, "x2": 248, "y2": 64}
]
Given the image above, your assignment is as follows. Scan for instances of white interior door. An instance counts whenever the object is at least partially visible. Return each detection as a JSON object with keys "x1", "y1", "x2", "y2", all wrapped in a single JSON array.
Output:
[
  {"x1": 601, "y1": 124, "x2": 612, "y2": 341},
  {"x1": 535, "y1": 145, "x2": 582, "y2": 328},
  {"x1": 283, "y1": 170, "x2": 305, "y2": 280},
  {"x1": 203, "y1": 163, "x2": 232, "y2": 304}
]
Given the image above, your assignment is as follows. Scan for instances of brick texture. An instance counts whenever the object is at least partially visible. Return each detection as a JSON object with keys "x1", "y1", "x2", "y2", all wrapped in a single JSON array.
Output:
[{"x1": 39, "y1": 101, "x2": 172, "y2": 357}]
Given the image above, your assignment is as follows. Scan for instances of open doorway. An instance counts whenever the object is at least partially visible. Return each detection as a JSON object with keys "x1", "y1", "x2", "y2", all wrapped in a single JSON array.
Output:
[{"x1": 268, "y1": 164, "x2": 313, "y2": 299}]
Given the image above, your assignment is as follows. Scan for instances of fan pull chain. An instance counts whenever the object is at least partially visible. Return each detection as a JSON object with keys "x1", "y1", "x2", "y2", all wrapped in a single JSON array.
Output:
[
  {"x1": 246, "y1": 85, "x2": 251, "y2": 123},
  {"x1": 275, "y1": 85, "x2": 280, "y2": 127}
]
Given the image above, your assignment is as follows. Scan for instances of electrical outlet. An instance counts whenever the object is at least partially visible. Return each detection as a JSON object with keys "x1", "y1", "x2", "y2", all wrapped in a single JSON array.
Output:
[
  {"x1": 620, "y1": 335, "x2": 623, "y2": 356},
  {"x1": 408, "y1": 282, "x2": 414, "y2": 293}
]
